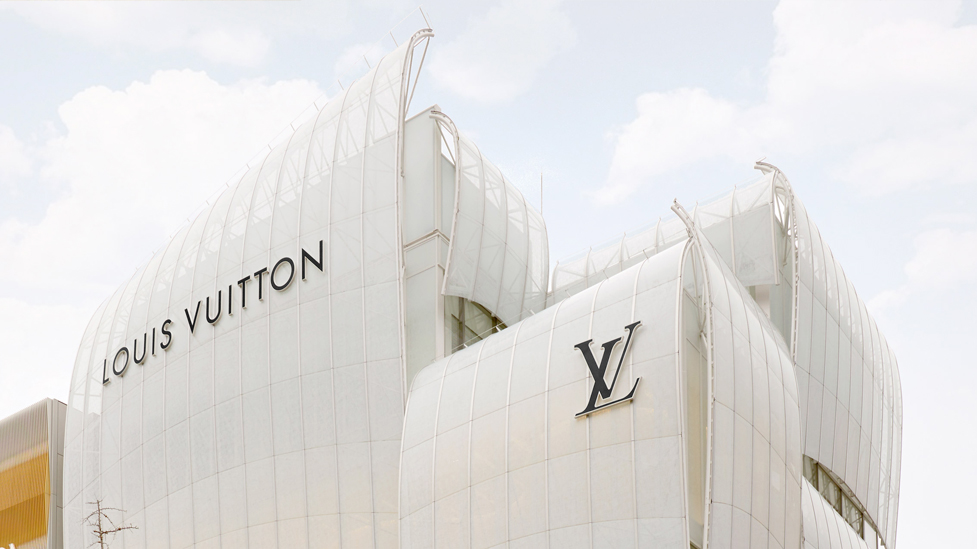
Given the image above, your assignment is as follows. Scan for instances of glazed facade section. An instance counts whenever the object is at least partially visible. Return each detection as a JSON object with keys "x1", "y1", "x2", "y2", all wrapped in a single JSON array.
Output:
[
  {"x1": 62, "y1": 26, "x2": 899, "y2": 549},
  {"x1": 0, "y1": 398, "x2": 66, "y2": 549},
  {"x1": 800, "y1": 479, "x2": 869, "y2": 549}
]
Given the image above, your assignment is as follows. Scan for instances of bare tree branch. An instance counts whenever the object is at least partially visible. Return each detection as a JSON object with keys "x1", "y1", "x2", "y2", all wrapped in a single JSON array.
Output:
[{"x1": 85, "y1": 500, "x2": 138, "y2": 549}]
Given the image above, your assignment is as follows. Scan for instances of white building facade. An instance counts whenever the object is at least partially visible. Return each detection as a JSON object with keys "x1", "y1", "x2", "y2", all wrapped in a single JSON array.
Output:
[{"x1": 63, "y1": 28, "x2": 901, "y2": 549}]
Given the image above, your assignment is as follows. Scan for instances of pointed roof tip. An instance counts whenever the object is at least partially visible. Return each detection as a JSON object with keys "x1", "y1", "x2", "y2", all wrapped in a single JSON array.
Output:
[{"x1": 754, "y1": 158, "x2": 780, "y2": 175}]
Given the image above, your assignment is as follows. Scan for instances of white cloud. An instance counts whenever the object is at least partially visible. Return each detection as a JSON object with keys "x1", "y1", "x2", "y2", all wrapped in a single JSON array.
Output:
[
  {"x1": 0, "y1": 0, "x2": 430, "y2": 68},
  {"x1": 904, "y1": 228, "x2": 977, "y2": 287},
  {"x1": 836, "y1": 119, "x2": 977, "y2": 194},
  {"x1": 919, "y1": 212, "x2": 975, "y2": 226},
  {"x1": 600, "y1": 89, "x2": 754, "y2": 204},
  {"x1": 600, "y1": 0, "x2": 977, "y2": 202},
  {"x1": 0, "y1": 299, "x2": 93, "y2": 415},
  {"x1": 0, "y1": 125, "x2": 31, "y2": 182},
  {"x1": 1, "y1": 3, "x2": 283, "y2": 66},
  {"x1": 428, "y1": 0, "x2": 576, "y2": 103},
  {"x1": 190, "y1": 27, "x2": 273, "y2": 67},
  {"x1": 869, "y1": 226, "x2": 977, "y2": 314},
  {"x1": 1, "y1": 70, "x2": 323, "y2": 295},
  {"x1": 863, "y1": 223, "x2": 977, "y2": 549},
  {"x1": 0, "y1": 71, "x2": 323, "y2": 416}
]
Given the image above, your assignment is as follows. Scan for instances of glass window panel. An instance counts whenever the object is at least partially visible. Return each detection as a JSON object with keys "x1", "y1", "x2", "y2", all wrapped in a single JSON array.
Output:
[{"x1": 444, "y1": 296, "x2": 505, "y2": 354}]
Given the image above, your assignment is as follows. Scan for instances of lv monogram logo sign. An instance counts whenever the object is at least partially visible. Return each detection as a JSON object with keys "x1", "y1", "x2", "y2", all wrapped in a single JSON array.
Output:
[{"x1": 575, "y1": 321, "x2": 641, "y2": 418}]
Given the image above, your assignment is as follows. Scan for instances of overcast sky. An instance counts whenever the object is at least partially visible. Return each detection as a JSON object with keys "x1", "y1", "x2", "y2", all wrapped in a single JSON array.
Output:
[{"x1": 0, "y1": 1, "x2": 974, "y2": 546}]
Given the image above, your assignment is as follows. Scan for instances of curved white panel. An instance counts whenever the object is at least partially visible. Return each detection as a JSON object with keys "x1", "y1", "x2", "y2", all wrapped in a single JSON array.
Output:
[
  {"x1": 800, "y1": 479, "x2": 869, "y2": 549},
  {"x1": 547, "y1": 164, "x2": 903, "y2": 548},
  {"x1": 693, "y1": 217, "x2": 803, "y2": 549},
  {"x1": 56, "y1": 27, "x2": 900, "y2": 549},
  {"x1": 438, "y1": 122, "x2": 548, "y2": 326},
  {"x1": 790, "y1": 190, "x2": 902, "y2": 547},
  {"x1": 63, "y1": 31, "x2": 432, "y2": 549},
  {"x1": 402, "y1": 242, "x2": 689, "y2": 549},
  {"x1": 400, "y1": 222, "x2": 805, "y2": 549}
]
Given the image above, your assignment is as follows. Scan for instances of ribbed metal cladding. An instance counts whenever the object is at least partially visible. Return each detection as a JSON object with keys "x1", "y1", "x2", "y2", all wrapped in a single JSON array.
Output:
[{"x1": 0, "y1": 398, "x2": 66, "y2": 549}]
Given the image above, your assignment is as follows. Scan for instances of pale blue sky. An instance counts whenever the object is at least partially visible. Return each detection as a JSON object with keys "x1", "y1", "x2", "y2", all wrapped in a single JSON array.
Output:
[{"x1": 1, "y1": 1, "x2": 974, "y2": 546}]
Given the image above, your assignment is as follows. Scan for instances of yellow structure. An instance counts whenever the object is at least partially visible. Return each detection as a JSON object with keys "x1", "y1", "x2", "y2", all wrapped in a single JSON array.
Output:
[{"x1": 0, "y1": 399, "x2": 66, "y2": 549}]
